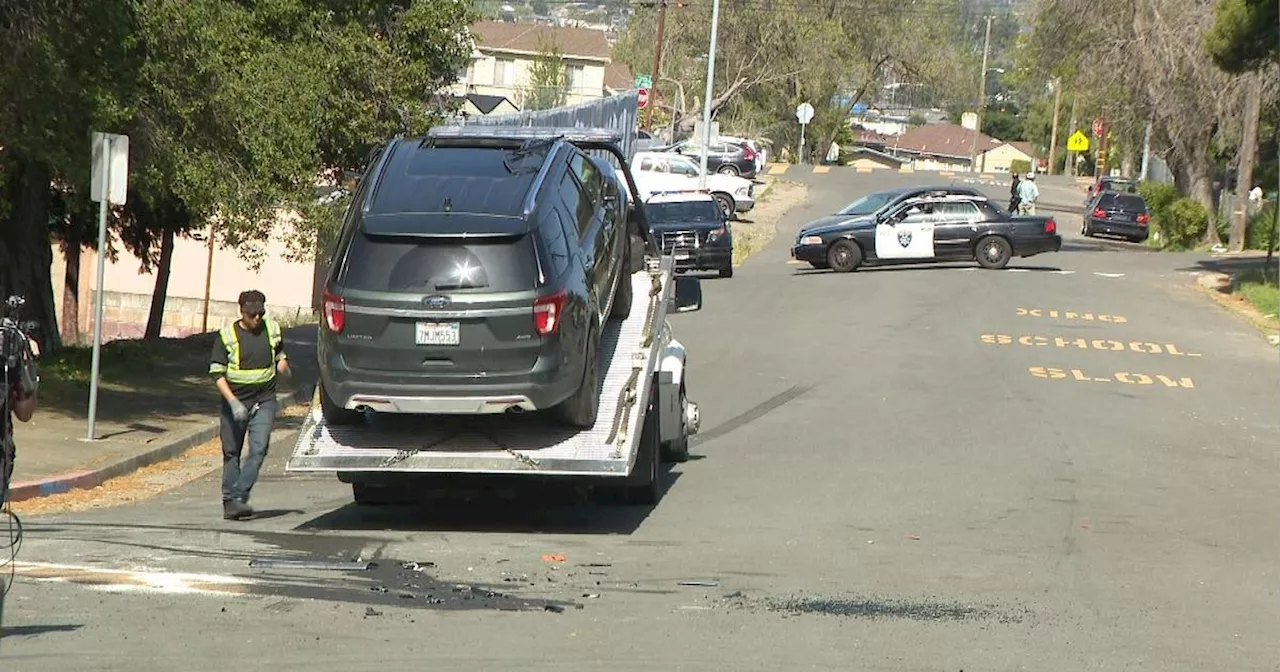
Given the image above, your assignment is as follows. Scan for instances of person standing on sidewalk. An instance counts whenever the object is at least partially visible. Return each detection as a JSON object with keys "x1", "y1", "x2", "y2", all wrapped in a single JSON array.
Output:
[
  {"x1": 209, "y1": 290, "x2": 288, "y2": 521},
  {"x1": 1, "y1": 332, "x2": 39, "y2": 633},
  {"x1": 1016, "y1": 172, "x2": 1040, "y2": 215},
  {"x1": 1009, "y1": 172, "x2": 1022, "y2": 213}
]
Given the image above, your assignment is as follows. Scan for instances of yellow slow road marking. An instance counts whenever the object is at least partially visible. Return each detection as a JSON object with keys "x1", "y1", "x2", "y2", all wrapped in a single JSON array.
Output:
[
  {"x1": 812, "y1": 165, "x2": 831, "y2": 174},
  {"x1": 1028, "y1": 367, "x2": 1195, "y2": 389},
  {"x1": 766, "y1": 163, "x2": 789, "y2": 175}
]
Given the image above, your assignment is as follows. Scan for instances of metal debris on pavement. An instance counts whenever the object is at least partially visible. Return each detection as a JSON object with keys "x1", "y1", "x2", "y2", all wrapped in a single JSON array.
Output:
[{"x1": 677, "y1": 580, "x2": 720, "y2": 587}]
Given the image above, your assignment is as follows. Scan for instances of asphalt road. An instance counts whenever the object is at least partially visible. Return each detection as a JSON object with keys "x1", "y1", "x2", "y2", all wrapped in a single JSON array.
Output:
[{"x1": 4, "y1": 170, "x2": 1278, "y2": 671}]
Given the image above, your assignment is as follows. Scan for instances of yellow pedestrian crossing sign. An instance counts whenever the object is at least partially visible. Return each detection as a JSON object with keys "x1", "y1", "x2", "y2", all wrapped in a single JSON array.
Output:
[{"x1": 1067, "y1": 130, "x2": 1090, "y2": 152}]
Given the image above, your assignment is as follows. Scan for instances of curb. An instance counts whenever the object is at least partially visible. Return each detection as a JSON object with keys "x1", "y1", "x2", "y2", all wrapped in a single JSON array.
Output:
[{"x1": 7, "y1": 384, "x2": 316, "y2": 504}]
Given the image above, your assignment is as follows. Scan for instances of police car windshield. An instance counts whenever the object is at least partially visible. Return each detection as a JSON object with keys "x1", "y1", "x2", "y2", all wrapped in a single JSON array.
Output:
[
  {"x1": 647, "y1": 200, "x2": 721, "y2": 223},
  {"x1": 837, "y1": 191, "x2": 898, "y2": 216}
]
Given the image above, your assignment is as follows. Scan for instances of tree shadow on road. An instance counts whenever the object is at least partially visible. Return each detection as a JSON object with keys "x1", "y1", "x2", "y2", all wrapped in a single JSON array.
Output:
[{"x1": 0, "y1": 623, "x2": 84, "y2": 639}]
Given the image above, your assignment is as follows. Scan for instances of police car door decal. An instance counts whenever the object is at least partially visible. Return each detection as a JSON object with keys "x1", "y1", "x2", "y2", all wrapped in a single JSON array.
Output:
[{"x1": 875, "y1": 206, "x2": 936, "y2": 259}]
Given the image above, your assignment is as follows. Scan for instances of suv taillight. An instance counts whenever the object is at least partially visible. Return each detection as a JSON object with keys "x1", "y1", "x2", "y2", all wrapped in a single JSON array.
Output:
[
  {"x1": 1092, "y1": 208, "x2": 1106, "y2": 219},
  {"x1": 741, "y1": 145, "x2": 755, "y2": 160},
  {"x1": 322, "y1": 289, "x2": 346, "y2": 333},
  {"x1": 1045, "y1": 218, "x2": 1056, "y2": 235},
  {"x1": 533, "y1": 289, "x2": 568, "y2": 336},
  {"x1": 1136, "y1": 213, "x2": 1150, "y2": 225}
]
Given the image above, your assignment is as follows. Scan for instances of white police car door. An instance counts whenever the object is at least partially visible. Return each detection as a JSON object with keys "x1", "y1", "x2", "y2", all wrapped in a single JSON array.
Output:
[{"x1": 875, "y1": 203, "x2": 937, "y2": 259}]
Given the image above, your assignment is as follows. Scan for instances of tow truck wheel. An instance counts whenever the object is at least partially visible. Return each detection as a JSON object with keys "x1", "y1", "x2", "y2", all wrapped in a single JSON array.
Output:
[
  {"x1": 711, "y1": 192, "x2": 735, "y2": 220},
  {"x1": 827, "y1": 240, "x2": 862, "y2": 273},
  {"x1": 622, "y1": 390, "x2": 663, "y2": 505},
  {"x1": 609, "y1": 234, "x2": 633, "y2": 319},
  {"x1": 661, "y1": 385, "x2": 691, "y2": 463},
  {"x1": 320, "y1": 382, "x2": 363, "y2": 426},
  {"x1": 718, "y1": 262, "x2": 734, "y2": 278},
  {"x1": 553, "y1": 331, "x2": 601, "y2": 428}
]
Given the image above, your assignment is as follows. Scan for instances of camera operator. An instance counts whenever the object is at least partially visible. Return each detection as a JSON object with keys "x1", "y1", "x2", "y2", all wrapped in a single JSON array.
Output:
[{"x1": 2, "y1": 337, "x2": 38, "y2": 498}]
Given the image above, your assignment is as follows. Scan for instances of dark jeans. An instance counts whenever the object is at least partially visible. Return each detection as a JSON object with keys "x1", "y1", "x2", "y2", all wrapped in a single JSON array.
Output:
[{"x1": 220, "y1": 397, "x2": 277, "y2": 503}]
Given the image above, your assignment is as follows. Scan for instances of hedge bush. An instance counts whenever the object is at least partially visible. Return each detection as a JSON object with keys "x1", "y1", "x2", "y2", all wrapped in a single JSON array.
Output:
[
  {"x1": 1246, "y1": 202, "x2": 1279, "y2": 251},
  {"x1": 1137, "y1": 181, "x2": 1178, "y2": 220},
  {"x1": 1159, "y1": 198, "x2": 1211, "y2": 249}
]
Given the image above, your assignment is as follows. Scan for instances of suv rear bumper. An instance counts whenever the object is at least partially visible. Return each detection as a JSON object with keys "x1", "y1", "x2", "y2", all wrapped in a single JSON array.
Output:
[{"x1": 321, "y1": 358, "x2": 582, "y2": 415}]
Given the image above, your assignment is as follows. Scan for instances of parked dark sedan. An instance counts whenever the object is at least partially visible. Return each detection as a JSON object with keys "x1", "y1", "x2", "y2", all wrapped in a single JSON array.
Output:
[
  {"x1": 791, "y1": 193, "x2": 1061, "y2": 272},
  {"x1": 1083, "y1": 191, "x2": 1150, "y2": 242}
]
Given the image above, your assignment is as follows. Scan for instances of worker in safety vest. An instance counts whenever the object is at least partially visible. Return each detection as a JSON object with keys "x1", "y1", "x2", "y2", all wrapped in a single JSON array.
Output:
[{"x1": 209, "y1": 290, "x2": 288, "y2": 520}]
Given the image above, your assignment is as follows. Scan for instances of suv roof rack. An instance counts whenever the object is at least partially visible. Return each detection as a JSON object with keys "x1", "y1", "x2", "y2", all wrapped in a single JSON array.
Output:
[{"x1": 428, "y1": 125, "x2": 626, "y2": 145}]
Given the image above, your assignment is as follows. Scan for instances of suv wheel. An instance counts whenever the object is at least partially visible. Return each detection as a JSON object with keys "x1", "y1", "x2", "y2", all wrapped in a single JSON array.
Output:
[
  {"x1": 609, "y1": 234, "x2": 633, "y2": 320},
  {"x1": 717, "y1": 164, "x2": 739, "y2": 176},
  {"x1": 553, "y1": 330, "x2": 601, "y2": 428},
  {"x1": 320, "y1": 382, "x2": 363, "y2": 426}
]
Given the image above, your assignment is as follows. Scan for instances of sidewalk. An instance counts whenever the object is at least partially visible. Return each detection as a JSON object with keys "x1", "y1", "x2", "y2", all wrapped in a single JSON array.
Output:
[{"x1": 7, "y1": 324, "x2": 319, "y2": 503}]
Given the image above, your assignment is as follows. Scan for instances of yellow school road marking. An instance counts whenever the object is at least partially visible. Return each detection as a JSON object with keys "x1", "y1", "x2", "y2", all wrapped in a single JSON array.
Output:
[
  {"x1": 1029, "y1": 367, "x2": 1195, "y2": 389},
  {"x1": 812, "y1": 165, "x2": 831, "y2": 174},
  {"x1": 1016, "y1": 308, "x2": 1127, "y2": 323},
  {"x1": 766, "y1": 163, "x2": 789, "y2": 175},
  {"x1": 981, "y1": 334, "x2": 1202, "y2": 357}
]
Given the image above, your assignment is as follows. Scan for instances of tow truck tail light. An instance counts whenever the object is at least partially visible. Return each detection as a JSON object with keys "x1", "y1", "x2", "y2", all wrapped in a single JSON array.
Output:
[
  {"x1": 322, "y1": 289, "x2": 346, "y2": 333},
  {"x1": 1092, "y1": 208, "x2": 1106, "y2": 219},
  {"x1": 1045, "y1": 218, "x2": 1056, "y2": 235},
  {"x1": 533, "y1": 289, "x2": 568, "y2": 336},
  {"x1": 1136, "y1": 213, "x2": 1150, "y2": 225}
]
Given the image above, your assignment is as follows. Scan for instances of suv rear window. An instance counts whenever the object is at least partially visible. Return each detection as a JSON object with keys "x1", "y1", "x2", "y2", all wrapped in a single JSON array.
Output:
[
  {"x1": 1101, "y1": 193, "x2": 1147, "y2": 210},
  {"x1": 340, "y1": 232, "x2": 539, "y2": 294},
  {"x1": 369, "y1": 144, "x2": 548, "y2": 218}
]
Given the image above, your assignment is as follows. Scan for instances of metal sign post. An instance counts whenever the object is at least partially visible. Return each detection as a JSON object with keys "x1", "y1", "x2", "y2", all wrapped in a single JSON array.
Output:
[
  {"x1": 795, "y1": 102, "x2": 814, "y2": 164},
  {"x1": 87, "y1": 132, "x2": 129, "y2": 441}
]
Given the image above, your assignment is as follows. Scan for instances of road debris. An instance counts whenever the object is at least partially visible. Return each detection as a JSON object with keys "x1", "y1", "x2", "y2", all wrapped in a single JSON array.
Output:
[
  {"x1": 677, "y1": 580, "x2": 719, "y2": 587},
  {"x1": 248, "y1": 558, "x2": 372, "y2": 571},
  {"x1": 541, "y1": 554, "x2": 567, "y2": 563}
]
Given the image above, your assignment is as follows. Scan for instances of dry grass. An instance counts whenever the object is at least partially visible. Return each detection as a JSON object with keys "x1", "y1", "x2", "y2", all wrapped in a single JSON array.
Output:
[{"x1": 732, "y1": 179, "x2": 809, "y2": 266}]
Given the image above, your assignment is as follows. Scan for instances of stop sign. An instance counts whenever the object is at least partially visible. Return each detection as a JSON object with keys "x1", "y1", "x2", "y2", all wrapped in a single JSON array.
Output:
[
  {"x1": 637, "y1": 87, "x2": 649, "y2": 109},
  {"x1": 1092, "y1": 118, "x2": 1105, "y2": 136}
]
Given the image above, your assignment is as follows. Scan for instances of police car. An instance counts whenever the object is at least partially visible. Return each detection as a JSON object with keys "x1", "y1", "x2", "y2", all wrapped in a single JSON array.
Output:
[
  {"x1": 791, "y1": 193, "x2": 1062, "y2": 272},
  {"x1": 645, "y1": 191, "x2": 734, "y2": 277}
]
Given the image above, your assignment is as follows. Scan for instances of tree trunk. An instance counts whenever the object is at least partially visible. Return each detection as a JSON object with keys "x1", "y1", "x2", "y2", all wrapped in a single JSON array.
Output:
[
  {"x1": 60, "y1": 223, "x2": 82, "y2": 345},
  {"x1": 1188, "y1": 157, "x2": 1221, "y2": 246},
  {"x1": 1229, "y1": 74, "x2": 1262, "y2": 253},
  {"x1": 144, "y1": 227, "x2": 175, "y2": 339},
  {"x1": 0, "y1": 158, "x2": 62, "y2": 351}
]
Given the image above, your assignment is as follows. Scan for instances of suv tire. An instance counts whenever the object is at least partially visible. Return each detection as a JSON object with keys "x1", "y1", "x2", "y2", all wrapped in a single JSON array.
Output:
[
  {"x1": 553, "y1": 328, "x2": 601, "y2": 428},
  {"x1": 609, "y1": 234, "x2": 633, "y2": 320},
  {"x1": 320, "y1": 381, "x2": 364, "y2": 426}
]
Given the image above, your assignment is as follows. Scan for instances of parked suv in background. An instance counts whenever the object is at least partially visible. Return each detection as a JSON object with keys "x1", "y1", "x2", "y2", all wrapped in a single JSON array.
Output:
[
  {"x1": 317, "y1": 128, "x2": 639, "y2": 429},
  {"x1": 663, "y1": 139, "x2": 758, "y2": 178},
  {"x1": 1083, "y1": 191, "x2": 1151, "y2": 242}
]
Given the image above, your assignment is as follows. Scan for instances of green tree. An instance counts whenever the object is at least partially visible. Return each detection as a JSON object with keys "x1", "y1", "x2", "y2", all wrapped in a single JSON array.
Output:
[
  {"x1": 1204, "y1": 0, "x2": 1280, "y2": 73},
  {"x1": 519, "y1": 34, "x2": 570, "y2": 111}
]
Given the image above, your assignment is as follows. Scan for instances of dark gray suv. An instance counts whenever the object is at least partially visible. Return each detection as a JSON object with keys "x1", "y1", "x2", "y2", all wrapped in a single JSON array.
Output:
[{"x1": 317, "y1": 128, "x2": 643, "y2": 429}]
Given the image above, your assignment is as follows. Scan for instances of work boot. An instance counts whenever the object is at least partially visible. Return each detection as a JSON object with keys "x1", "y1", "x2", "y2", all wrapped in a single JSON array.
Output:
[{"x1": 223, "y1": 499, "x2": 253, "y2": 520}]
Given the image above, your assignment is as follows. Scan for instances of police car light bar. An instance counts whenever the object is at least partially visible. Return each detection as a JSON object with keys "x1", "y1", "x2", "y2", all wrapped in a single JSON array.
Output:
[{"x1": 428, "y1": 125, "x2": 626, "y2": 145}]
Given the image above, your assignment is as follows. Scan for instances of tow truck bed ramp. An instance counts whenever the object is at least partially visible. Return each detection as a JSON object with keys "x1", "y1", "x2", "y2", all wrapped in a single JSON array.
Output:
[{"x1": 285, "y1": 262, "x2": 673, "y2": 478}]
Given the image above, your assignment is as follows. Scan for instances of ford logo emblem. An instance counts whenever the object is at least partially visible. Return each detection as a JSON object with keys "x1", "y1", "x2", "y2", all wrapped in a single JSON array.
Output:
[{"x1": 423, "y1": 295, "x2": 450, "y2": 309}]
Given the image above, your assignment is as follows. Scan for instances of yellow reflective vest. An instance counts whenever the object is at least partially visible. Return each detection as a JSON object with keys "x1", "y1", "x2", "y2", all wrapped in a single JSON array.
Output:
[{"x1": 209, "y1": 317, "x2": 284, "y2": 385}]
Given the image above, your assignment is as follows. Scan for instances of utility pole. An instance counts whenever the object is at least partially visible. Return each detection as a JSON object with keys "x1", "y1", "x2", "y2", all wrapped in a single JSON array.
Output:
[
  {"x1": 969, "y1": 15, "x2": 994, "y2": 174},
  {"x1": 697, "y1": 0, "x2": 721, "y2": 190},
  {"x1": 644, "y1": 0, "x2": 668, "y2": 131},
  {"x1": 1065, "y1": 93, "x2": 1079, "y2": 177},
  {"x1": 1047, "y1": 78, "x2": 1062, "y2": 176}
]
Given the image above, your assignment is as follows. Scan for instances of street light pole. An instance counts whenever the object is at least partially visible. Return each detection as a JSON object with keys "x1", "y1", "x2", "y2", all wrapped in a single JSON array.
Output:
[
  {"x1": 697, "y1": 0, "x2": 720, "y2": 191},
  {"x1": 969, "y1": 14, "x2": 994, "y2": 173}
]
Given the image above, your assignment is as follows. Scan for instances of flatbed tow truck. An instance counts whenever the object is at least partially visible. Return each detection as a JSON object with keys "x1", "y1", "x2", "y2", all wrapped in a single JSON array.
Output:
[{"x1": 285, "y1": 126, "x2": 703, "y2": 506}]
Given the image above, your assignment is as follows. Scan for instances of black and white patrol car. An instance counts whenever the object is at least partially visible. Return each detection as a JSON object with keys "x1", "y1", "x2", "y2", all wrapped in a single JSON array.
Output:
[{"x1": 790, "y1": 192, "x2": 1062, "y2": 272}]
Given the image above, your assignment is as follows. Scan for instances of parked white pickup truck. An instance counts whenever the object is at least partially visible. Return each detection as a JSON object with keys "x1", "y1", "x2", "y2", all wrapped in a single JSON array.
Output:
[{"x1": 631, "y1": 151, "x2": 756, "y2": 220}]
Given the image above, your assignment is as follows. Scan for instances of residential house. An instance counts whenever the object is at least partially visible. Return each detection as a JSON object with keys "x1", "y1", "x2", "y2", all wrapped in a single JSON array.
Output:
[
  {"x1": 454, "y1": 20, "x2": 634, "y2": 112},
  {"x1": 889, "y1": 123, "x2": 1002, "y2": 172},
  {"x1": 843, "y1": 147, "x2": 909, "y2": 171},
  {"x1": 977, "y1": 141, "x2": 1038, "y2": 174}
]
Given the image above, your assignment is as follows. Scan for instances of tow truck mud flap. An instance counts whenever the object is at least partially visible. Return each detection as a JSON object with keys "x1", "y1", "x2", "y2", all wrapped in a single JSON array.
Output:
[{"x1": 285, "y1": 267, "x2": 673, "y2": 478}]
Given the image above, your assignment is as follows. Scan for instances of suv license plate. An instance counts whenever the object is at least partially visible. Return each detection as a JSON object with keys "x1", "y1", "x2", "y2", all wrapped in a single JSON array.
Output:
[{"x1": 416, "y1": 321, "x2": 460, "y2": 346}]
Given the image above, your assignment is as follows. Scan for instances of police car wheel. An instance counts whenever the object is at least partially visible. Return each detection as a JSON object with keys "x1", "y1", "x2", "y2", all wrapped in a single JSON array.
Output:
[
  {"x1": 827, "y1": 240, "x2": 862, "y2": 273},
  {"x1": 975, "y1": 235, "x2": 1013, "y2": 269}
]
